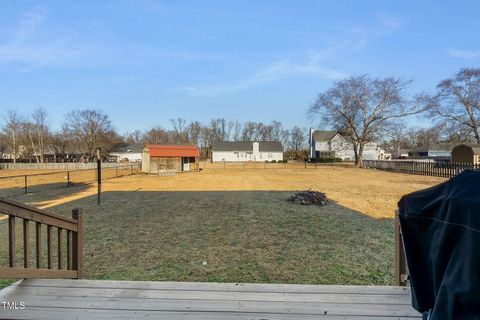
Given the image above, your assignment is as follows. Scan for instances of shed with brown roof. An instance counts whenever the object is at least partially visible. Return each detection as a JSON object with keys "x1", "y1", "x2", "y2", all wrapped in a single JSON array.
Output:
[{"x1": 142, "y1": 144, "x2": 199, "y2": 173}]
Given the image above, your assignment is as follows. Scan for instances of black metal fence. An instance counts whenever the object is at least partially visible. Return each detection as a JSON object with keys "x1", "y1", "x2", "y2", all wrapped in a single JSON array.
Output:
[
  {"x1": 363, "y1": 160, "x2": 480, "y2": 178},
  {"x1": 0, "y1": 164, "x2": 141, "y2": 198}
]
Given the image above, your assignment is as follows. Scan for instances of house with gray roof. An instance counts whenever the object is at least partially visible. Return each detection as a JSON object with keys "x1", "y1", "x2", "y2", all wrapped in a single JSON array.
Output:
[
  {"x1": 407, "y1": 144, "x2": 454, "y2": 160},
  {"x1": 211, "y1": 141, "x2": 283, "y2": 162},
  {"x1": 309, "y1": 129, "x2": 386, "y2": 161},
  {"x1": 109, "y1": 143, "x2": 144, "y2": 162}
]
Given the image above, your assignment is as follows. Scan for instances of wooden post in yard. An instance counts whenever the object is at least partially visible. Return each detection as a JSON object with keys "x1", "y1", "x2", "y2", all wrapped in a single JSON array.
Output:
[
  {"x1": 67, "y1": 171, "x2": 70, "y2": 187},
  {"x1": 97, "y1": 148, "x2": 101, "y2": 205},
  {"x1": 72, "y1": 208, "x2": 83, "y2": 279}
]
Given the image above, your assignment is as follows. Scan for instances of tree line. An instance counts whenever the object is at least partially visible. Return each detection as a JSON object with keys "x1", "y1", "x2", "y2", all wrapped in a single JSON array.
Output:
[
  {"x1": 2, "y1": 67, "x2": 478, "y2": 165},
  {"x1": 310, "y1": 67, "x2": 480, "y2": 166},
  {"x1": 0, "y1": 110, "x2": 306, "y2": 163}
]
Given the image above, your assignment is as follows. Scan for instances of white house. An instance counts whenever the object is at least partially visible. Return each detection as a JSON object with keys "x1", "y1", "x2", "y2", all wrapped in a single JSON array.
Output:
[
  {"x1": 309, "y1": 129, "x2": 386, "y2": 161},
  {"x1": 109, "y1": 143, "x2": 143, "y2": 162},
  {"x1": 212, "y1": 141, "x2": 283, "y2": 162}
]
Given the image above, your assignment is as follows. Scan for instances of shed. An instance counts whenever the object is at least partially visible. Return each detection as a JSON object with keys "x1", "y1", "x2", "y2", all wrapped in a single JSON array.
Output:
[
  {"x1": 142, "y1": 144, "x2": 199, "y2": 173},
  {"x1": 451, "y1": 144, "x2": 480, "y2": 164}
]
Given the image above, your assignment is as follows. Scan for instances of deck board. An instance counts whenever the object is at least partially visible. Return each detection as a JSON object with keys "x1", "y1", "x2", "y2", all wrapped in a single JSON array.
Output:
[{"x1": 0, "y1": 279, "x2": 421, "y2": 319}]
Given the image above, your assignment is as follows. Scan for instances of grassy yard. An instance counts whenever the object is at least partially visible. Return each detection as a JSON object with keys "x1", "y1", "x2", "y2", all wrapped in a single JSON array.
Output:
[{"x1": 0, "y1": 167, "x2": 445, "y2": 287}]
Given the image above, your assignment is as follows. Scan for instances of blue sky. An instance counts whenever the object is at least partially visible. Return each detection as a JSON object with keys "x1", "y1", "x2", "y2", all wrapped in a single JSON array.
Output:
[{"x1": 0, "y1": 0, "x2": 479, "y2": 134}]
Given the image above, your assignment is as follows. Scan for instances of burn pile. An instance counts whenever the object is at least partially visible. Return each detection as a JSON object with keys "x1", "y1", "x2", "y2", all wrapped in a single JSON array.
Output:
[{"x1": 288, "y1": 190, "x2": 328, "y2": 206}]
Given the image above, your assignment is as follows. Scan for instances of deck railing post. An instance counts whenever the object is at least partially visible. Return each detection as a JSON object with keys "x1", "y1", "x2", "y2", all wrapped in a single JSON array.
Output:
[
  {"x1": 395, "y1": 210, "x2": 408, "y2": 286},
  {"x1": 72, "y1": 208, "x2": 83, "y2": 279},
  {"x1": 8, "y1": 216, "x2": 16, "y2": 268}
]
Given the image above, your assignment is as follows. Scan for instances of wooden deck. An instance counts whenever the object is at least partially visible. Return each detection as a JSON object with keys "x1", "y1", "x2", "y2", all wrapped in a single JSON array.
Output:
[{"x1": 0, "y1": 279, "x2": 420, "y2": 319}]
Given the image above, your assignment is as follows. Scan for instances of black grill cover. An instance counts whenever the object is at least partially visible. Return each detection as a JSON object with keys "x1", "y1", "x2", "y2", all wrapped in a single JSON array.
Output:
[{"x1": 398, "y1": 170, "x2": 480, "y2": 319}]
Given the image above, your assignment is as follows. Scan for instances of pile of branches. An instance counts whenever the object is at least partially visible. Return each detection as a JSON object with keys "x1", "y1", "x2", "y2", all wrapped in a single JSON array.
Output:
[{"x1": 288, "y1": 190, "x2": 328, "y2": 206}]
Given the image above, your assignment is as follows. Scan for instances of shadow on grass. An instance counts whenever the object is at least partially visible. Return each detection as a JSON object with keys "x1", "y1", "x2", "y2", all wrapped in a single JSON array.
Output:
[
  {"x1": 1, "y1": 190, "x2": 395, "y2": 287},
  {"x1": 0, "y1": 181, "x2": 91, "y2": 200}
]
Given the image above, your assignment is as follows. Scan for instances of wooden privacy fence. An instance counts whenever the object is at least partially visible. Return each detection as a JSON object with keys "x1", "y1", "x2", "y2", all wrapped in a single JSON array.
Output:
[
  {"x1": 363, "y1": 160, "x2": 480, "y2": 178},
  {"x1": 0, "y1": 197, "x2": 83, "y2": 279}
]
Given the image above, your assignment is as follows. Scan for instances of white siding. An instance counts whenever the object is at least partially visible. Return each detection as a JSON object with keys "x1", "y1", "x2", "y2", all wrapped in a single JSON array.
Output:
[
  {"x1": 110, "y1": 152, "x2": 142, "y2": 162},
  {"x1": 312, "y1": 132, "x2": 385, "y2": 161},
  {"x1": 212, "y1": 142, "x2": 283, "y2": 162}
]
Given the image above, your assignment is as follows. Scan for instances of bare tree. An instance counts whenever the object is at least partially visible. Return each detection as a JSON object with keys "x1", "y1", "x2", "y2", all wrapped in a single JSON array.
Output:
[
  {"x1": 232, "y1": 120, "x2": 242, "y2": 141},
  {"x1": 289, "y1": 127, "x2": 305, "y2": 151},
  {"x1": 64, "y1": 109, "x2": 115, "y2": 161},
  {"x1": 187, "y1": 121, "x2": 203, "y2": 145},
  {"x1": 429, "y1": 68, "x2": 480, "y2": 143},
  {"x1": 143, "y1": 126, "x2": 171, "y2": 144},
  {"x1": 309, "y1": 75, "x2": 427, "y2": 166},
  {"x1": 241, "y1": 121, "x2": 256, "y2": 141},
  {"x1": 124, "y1": 130, "x2": 143, "y2": 144},
  {"x1": 2, "y1": 110, "x2": 23, "y2": 163},
  {"x1": 280, "y1": 129, "x2": 290, "y2": 151},
  {"x1": 31, "y1": 108, "x2": 49, "y2": 163},
  {"x1": 271, "y1": 121, "x2": 283, "y2": 141},
  {"x1": 170, "y1": 118, "x2": 188, "y2": 144}
]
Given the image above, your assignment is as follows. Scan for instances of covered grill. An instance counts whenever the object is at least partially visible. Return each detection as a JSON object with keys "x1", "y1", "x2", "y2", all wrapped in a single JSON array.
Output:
[{"x1": 398, "y1": 170, "x2": 480, "y2": 319}]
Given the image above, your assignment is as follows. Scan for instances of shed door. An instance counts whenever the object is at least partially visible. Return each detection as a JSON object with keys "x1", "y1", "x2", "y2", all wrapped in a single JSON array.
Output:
[{"x1": 183, "y1": 157, "x2": 189, "y2": 171}]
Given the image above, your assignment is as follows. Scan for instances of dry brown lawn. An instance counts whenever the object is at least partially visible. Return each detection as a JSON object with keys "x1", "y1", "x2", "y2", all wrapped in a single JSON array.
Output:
[
  {"x1": 0, "y1": 166, "x2": 445, "y2": 287},
  {"x1": 17, "y1": 166, "x2": 445, "y2": 218}
]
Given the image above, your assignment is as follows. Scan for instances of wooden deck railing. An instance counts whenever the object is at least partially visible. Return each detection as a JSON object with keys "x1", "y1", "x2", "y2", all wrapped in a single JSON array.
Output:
[
  {"x1": 0, "y1": 197, "x2": 83, "y2": 279},
  {"x1": 395, "y1": 210, "x2": 408, "y2": 286}
]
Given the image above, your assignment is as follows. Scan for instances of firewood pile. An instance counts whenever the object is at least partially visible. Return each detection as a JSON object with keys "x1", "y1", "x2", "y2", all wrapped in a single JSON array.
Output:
[{"x1": 288, "y1": 190, "x2": 328, "y2": 206}]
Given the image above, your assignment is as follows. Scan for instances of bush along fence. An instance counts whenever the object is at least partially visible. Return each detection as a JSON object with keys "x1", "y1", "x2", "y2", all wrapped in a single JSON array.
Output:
[
  {"x1": 363, "y1": 160, "x2": 480, "y2": 178},
  {"x1": 0, "y1": 164, "x2": 141, "y2": 198}
]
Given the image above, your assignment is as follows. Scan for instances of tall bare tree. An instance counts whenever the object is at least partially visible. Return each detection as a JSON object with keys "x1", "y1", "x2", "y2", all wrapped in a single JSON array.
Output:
[
  {"x1": 170, "y1": 118, "x2": 188, "y2": 144},
  {"x1": 289, "y1": 126, "x2": 305, "y2": 151},
  {"x1": 429, "y1": 68, "x2": 480, "y2": 143},
  {"x1": 232, "y1": 120, "x2": 242, "y2": 141},
  {"x1": 310, "y1": 75, "x2": 427, "y2": 166},
  {"x1": 2, "y1": 110, "x2": 23, "y2": 163},
  {"x1": 64, "y1": 109, "x2": 115, "y2": 161}
]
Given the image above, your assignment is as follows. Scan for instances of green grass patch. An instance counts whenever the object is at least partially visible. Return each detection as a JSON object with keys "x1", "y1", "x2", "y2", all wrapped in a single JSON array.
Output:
[{"x1": 1, "y1": 190, "x2": 394, "y2": 288}]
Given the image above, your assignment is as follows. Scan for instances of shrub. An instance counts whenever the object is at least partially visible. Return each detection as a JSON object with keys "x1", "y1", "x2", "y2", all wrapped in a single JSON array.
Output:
[{"x1": 271, "y1": 160, "x2": 277, "y2": 163}]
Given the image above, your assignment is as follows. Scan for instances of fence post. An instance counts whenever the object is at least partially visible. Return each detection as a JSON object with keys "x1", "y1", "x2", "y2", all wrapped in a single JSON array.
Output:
[
  {"x1": 24, "y1": 175, "x2": 28, "y2": 194},
  {"x1": 72, "y1": 208, "x2": 83, "y2": 279},
  {"x1": 67, "y1": 171, "x2": 70, "y2": 187},
  {"x1": 131, "y1": 165, "x2": 133, "y2": 175},
  {"x1": 116, "y1": 166, "x2": 118, "y2": 177},
  {"x1": 395, "y1": 210, "x2": 408, "y2": 286},
  {"x1": 304, "y1": 161, "x2": 307, "y2": 169}
]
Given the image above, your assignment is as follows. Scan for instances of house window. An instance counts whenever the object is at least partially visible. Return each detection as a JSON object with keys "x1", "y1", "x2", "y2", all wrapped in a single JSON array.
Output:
[
  {"x1": 234, "y1": 152, "x2": 239, "y2": 158},
  {"x1": 240, "y1": 153, "x2": 244, "y2": 158},
  {"x1": 268, "y1": 153, "x2": 273, "y2": 158}
]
